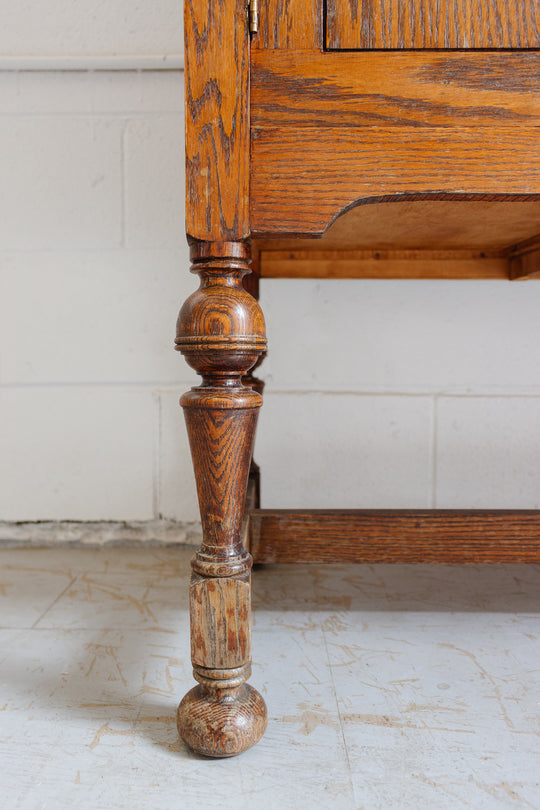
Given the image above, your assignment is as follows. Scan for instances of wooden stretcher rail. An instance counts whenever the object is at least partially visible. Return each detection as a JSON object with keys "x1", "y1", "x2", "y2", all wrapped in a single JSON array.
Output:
[
  {"x1": 248, "y1": 509, "x2": 540, "y2": 564},
  {"x1": 258, "y1": 249, "x2": 509, "y2": 279}
]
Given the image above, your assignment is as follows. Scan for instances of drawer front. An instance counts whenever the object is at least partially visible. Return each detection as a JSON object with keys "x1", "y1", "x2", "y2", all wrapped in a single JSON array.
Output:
[{"x1": 326, "y1": 0, "x2": 540, "y2": 50}]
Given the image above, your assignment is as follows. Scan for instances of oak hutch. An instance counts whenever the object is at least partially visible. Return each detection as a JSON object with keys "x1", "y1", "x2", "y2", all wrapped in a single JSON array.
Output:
[{"x1": 174, "y1": 0, "x2": 540, "y2": 756}]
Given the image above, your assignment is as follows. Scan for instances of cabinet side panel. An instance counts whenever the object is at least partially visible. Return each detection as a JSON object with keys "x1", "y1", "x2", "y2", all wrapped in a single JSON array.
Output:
[
  {"x1": 326, "y1": 0, "x2": 540, "y2": 50},
  {"x1": 184, "y1": 0, "x2": 250, "y2": 241}
]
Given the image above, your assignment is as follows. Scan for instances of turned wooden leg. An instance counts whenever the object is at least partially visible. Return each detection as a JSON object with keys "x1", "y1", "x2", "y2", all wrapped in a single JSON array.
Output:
[{"x1": 175, "y1": 241, "x2": 268, "y2": 757}]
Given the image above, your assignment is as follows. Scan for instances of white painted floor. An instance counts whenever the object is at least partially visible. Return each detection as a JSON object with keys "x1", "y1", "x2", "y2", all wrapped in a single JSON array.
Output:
[{"x1": 0, "y1": 548, "x2": 539, "y2": 810}]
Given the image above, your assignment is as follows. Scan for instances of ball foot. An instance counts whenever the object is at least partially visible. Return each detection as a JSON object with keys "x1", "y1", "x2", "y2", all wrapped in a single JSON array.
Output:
[{"x1": 177, "y1": 683, "x2": 268, "y2": 758}]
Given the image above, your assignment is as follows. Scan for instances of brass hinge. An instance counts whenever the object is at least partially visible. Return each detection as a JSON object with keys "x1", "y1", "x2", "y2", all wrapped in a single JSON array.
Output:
[{"x1": 249, "y1": 0, "x2": 259, "y2": 34}]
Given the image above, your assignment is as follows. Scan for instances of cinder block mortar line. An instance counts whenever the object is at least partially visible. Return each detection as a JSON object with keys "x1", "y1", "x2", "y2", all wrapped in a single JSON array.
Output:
[
  {"x1": 3, "y1": 383, "x2": 540, "y2": 397},
  {"x1": 0, "y1": 381, "x2": 196, "y2": 389},
  {"x1": 0, "y1": 111, "x2": 183, "y2": 119},
  {"x1": 0, "y1": 57, "x2": 185, "y2": 72},
  {"x1": 256, "y1": 389, "x2": 540, "y2": 398},
  {"x1": 0, "y1": 247, "x2": 187, "y2": 254}
]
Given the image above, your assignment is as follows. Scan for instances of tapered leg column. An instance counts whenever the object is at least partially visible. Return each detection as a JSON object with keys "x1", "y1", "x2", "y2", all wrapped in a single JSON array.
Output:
[{"x1": 175, "y1": 241, "x2": 268, "y2": 757}]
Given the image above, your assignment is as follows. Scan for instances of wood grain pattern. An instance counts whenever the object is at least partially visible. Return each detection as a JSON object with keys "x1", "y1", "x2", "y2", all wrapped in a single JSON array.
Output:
[
  {"x1": 182, "y1": 404, "x2": 261, "y2": 570},
  {"x1": 190, "y1": 573, "x2": 250, "y2": 668},
  {"x1": 326, "y1": 0, "x2": 540, "y2": 50},
  {"x1": 253, "y1": 0, "x2": 322, "y2": 49},
  {"x1": 251, "y1": 126, "x2": 540, "y2": 235},
  {"x1": 251, "y1": 50, "x2": 540, "y2": 129},
  {"x1": 259, "y1": 248, "x2": 508, "y2": 278},
  {"x1": 176, "y1": 243, "x2": 266, "y2": 572},
  {"x1": 176, "y1": 243, "x2": 267, "y2": 757},
  {"x1": 177, "y1": 683, "x2": 268, "y2": 758},
  {"x1": 184, "y1": 0, "x2": 250, "y2": 241},
  {"x1": 249, "y1": 510, "x2": 540, "y2": 564}
]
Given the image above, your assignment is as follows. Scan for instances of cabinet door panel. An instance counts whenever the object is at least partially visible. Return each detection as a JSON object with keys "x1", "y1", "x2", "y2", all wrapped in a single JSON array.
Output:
[{"x1": 326, "y1": 0, "x2": 540, "y2": 50}]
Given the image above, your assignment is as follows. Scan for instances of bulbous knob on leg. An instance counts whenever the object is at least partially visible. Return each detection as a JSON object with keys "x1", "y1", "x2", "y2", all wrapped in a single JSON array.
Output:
[{"x1": 177, "y1": 682, "x2": 268, "y2": 758}]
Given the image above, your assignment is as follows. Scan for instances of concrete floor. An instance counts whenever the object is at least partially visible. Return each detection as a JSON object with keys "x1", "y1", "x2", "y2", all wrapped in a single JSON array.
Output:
[{"x1": 0, "y1": 547, "x2": 539, "y2": 809}]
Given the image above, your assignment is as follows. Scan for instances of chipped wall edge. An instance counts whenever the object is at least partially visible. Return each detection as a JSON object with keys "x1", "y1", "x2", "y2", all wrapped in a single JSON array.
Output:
[{"x1": 0, "y1": 519, "x2": 202, "y2": 548}]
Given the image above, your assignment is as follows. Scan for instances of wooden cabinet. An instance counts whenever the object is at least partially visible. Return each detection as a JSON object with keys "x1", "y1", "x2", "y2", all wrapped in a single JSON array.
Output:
[{"x1": 176, "y1": 0, "x2": 540, "y2": 757}]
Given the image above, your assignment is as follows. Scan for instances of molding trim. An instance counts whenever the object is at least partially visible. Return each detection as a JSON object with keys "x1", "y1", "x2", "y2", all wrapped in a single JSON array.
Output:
[{"x1": 0, "y1": 519, "x2": 201, "y2": 547}]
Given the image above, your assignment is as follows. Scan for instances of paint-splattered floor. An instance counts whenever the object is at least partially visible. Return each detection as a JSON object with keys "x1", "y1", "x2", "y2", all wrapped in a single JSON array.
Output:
[{"x1": 0, "y1": 547, "x2": 538, "y2": 809}]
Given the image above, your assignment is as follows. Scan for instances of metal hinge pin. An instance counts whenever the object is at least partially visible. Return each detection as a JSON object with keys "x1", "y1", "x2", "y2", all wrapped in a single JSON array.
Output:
[{"x1": 249, "y1": 0, "x2": 259, "y2": 34}]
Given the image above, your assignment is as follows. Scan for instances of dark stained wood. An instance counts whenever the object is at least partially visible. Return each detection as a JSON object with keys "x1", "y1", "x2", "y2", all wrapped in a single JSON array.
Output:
[
  {"x1": 251, "y1": 126, "x2": 540, "y2": 235},
  {"x1": 326, "y1": 0, "x2": 540, "y2": 50},
  {"x1": 254, "y1": 0, "x2": 322, "y2": 49},
  {"x1": 177, "y1": 683, "x2": 268, "y2": 758},
  {"x1": 249, "y1": 510, "x2": 540, "y2": 564},
  {"x1": 184, "y1": 0, "x2": 250, "y2": 241},
  {"x1": 175, "y1": 242, "x2": 267, "y2": 757},
  {"x1": 259, "y1": 248, "x2": 508, "y2": 279},
  {"x1": 251, "y1": 50, "x2": 540, "y2": 129}
]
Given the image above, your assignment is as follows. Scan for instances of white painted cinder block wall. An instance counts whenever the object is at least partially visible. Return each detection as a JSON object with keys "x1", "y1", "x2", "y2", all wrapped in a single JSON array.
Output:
[{"x1": 2, "y1": 2, "x2": 540, "y2": 535}]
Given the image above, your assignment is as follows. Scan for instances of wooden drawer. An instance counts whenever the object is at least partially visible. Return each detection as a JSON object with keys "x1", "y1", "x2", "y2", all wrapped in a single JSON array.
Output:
[{"x1": 326, "y1": 0, "x2": 540, "y2": 50}]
